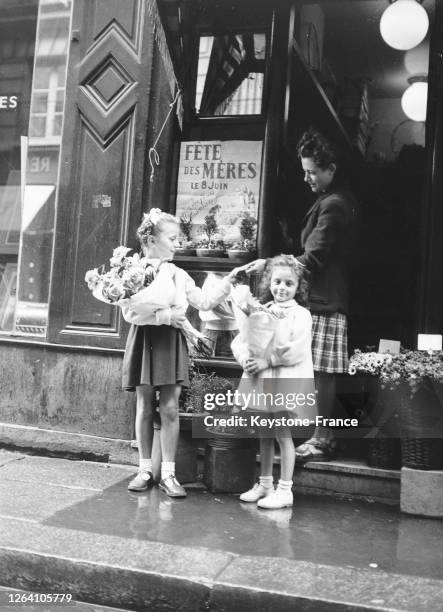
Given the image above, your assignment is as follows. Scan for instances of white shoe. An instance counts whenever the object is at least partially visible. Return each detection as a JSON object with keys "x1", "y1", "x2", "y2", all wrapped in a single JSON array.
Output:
[
  {"x1": 257, "y1": 487, "x2": 293, "y2": 509},
  {"x1": 239, "y1": 483, "x2": 273, "y2": 503}
]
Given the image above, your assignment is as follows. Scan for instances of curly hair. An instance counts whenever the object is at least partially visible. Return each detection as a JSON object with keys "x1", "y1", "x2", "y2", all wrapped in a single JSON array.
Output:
[
  {"x1": 136, "y1": 209, "x2": 178, "y2": 246},
  {"x1": 257, "y1": 254, "x2": 310, "y2": 307},
  {"x1": 296, "y1": 128, "x2": 338, "y2": 170}
]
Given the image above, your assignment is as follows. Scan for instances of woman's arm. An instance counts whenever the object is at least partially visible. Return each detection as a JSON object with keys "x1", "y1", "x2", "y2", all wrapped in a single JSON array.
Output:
[{"x1": 297, "y1": 197, "x2": 346, "y2": 271}]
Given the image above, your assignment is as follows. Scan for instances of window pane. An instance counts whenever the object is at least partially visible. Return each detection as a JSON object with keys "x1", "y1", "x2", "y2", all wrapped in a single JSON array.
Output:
[
  {"x1": 29, "y1": 115, "x2": 46, "y2": 137},
  {"x1": 196, "y1": 33, "x2": 266, "y2": 116},
  {"x1": 33, "y1": 65, "x2": 51, "y2": 89},
  {"x1": 55, "y1": 89, "x2": 64, "y2": 112},
  {"x1": 14, "y1": 0, "x2": 72, "y2": 336},
  {"x1": 32, "y1": 91, "x2": 48, "y2": 113},
  {"x1": 0, "y1": 0, "x2": 39, "y2": 333},
  {"x1": 52, "y1": 113, "x2": 63, "y2": 136}
]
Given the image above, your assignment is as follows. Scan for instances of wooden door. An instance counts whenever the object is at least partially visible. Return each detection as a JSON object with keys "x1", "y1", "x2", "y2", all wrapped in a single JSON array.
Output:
[{"x1": 48, "y1": 0, "x2": 159, "y2": 348}]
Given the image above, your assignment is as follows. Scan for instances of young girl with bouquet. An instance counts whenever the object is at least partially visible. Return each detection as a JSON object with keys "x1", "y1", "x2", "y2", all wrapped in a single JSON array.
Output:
[
  {"x1": 121, "y1": 209, "x2": 238, "y2": 497},
  {"x1": 231, "y1": 255, "x2": 315, "y2": 509}
]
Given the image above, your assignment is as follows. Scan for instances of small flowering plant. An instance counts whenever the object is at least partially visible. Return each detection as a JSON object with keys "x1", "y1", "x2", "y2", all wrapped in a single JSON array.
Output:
[
  {"x1": 348, "y1": 349, "x2": 393, "y2": 377},
  {"x1": 379, "y1": 350, "x2": 443, "y2": 394},
  {"x1": 349, "y1": 348, "x2": 443, "y2": 395},
  {"x1": 85, "y1": 247, "x2": 155, "y2": 303}
]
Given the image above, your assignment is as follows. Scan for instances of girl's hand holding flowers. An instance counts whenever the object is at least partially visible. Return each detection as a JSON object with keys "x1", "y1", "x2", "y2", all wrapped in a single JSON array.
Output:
[
  {"x1": 170, "y1": 307, "x2": 186, "y2": 328},
  {"x1": 244, "y1": 357, "x2": 268, "y2": 376}
]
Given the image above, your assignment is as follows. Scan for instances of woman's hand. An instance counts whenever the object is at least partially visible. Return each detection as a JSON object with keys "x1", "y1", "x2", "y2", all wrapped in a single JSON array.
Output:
[
  {"x1": 244, "y1": 357, "x2": 269, "y2": 375},
  {"x1": 170, "y1": 306, "x2": 186, "y2": 328},
  {"x1": 244, "y1": 259, "x2": 267, "y2": 274},
  {"x1": 226, "y1": 266, "x2": 248, "y2": 284}
]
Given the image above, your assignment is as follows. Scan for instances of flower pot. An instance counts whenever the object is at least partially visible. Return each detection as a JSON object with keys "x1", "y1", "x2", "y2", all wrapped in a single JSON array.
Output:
[
  {"x1": 196, "y1": 248, "x2": 226, "y2": 258},
  {"x1": 203, "y1": 436, "x2": 257, "y2": 493},
  {"x1": 227, "y1": 250, "x2": 256, "y2": 263},
  {"x1": 174, "y1": 248, "x2": 196, "y2": 257},
  {"x1": 367, "y1": 438, "x2": 401, "y2": 470}
]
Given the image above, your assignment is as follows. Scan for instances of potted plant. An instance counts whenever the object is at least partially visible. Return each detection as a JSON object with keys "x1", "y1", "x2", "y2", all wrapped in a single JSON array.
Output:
[
  {"x1": 196, "y1": 205, "x2": 226, "y2": 257},
  {"x1": 227, "y1": 213, "x2": 257, "y2": 262},
  {"x1": 349, "y1": 348, "x2": 443, "y2": 470},
  {"x1": 348, "y1": 349, "x2": 402, "y2": 469},
  {"x1": 379, "y1": 349, "x2": 443, "y2": 471},
  {"x1": 181, "y1": 364, "x2": 257, "y2": 493},
  {"x1": 175, "y1": 212, "x2": 196, "y2": 256}
]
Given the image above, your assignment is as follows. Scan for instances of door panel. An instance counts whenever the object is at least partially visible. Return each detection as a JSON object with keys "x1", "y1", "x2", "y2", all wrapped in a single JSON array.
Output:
[{"x1": 48, "y1": 0, "x2": 156, "y2": 347}]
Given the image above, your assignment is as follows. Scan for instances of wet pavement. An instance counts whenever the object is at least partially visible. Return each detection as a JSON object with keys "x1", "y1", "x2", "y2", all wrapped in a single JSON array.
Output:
[
  {"x1": 45, "y1": 478, "x2": 443, "y2": 581},
  {"x1": 1, "y1": 449, "x2": 443, "y2": 611}
]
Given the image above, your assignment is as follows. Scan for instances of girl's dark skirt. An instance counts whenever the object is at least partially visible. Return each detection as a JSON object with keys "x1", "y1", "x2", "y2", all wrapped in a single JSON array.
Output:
[{"x1": 122, "y1": 324, "x2": 190, "y2": 391}]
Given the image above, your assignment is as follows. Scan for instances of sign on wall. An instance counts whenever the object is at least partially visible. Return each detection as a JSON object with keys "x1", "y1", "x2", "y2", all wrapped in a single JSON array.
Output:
[{"x1": 175, "y1": 140, "x2": 262, "y2": 243}]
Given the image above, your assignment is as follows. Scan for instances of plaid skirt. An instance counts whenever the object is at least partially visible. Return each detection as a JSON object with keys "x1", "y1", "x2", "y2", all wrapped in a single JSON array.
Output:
[{"x1": 311, "y1": 313, "x2": 348, "y2": 373}]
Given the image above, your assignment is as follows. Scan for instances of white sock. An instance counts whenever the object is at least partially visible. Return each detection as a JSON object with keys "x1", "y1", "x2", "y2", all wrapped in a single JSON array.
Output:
[
  {"x1": 259, "y1": 475, "x2": 273, "y2": 489},
  {"x1": 277, "y1": 479, "x2": 293, "y2": 491},
  {"x1": 161, "y1": 461, "x2": 175, "y2": 480},
  {"x1": 139, "y1": 458, "x2": 152, "y2": 473}
]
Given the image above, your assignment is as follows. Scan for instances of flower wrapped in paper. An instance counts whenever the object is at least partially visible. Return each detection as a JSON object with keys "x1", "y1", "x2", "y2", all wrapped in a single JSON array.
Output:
[
  {"x1": 85, "y1": 247, "x2": 214, "y2": 357},
  {"x1": 230, "y1": 284, "x2": 279, "y2": 361},
  {"x1": 230, "y1": 284, "x2": 316, "y2": 420}
]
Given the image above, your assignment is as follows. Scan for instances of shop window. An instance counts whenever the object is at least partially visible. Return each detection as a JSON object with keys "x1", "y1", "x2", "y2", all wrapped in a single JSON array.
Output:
[
  {"x1": 0, "y1": 0, "x2": 72, "y2": 336},
  {"x1": 195, "y1": 32, "x2": 267, "y2": 116},
  {"x1": 284, "y1": 0, "x2": 435, "y2": 349}
]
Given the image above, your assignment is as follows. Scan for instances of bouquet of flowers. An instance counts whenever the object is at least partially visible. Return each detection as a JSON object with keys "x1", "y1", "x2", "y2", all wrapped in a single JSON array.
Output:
[
  {"x1": 230, "y1": 284, "x2": 284, "y2": 363},
  {"x1": 85, "y1": 246, "x2": 214, "y2": 357}
]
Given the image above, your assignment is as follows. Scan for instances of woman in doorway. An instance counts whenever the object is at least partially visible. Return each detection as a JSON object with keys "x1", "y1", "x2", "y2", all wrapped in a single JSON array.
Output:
[{"x1": 247, "y1": 128, "x2": 359, "y2": 461}]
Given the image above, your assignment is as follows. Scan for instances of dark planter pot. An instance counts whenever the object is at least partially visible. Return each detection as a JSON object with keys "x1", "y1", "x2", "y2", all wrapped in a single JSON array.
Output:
[
  {"x1": 367, "y1": 438, "x2": 401, "y2": 470},
  {"x1": 174, "y1": 248, "x2": 196, "y2": 257},
  {"x1": 227, "y1": 250, "x2": 256, "y2": 263},
  {"x1": 203, "y1": 432, "x2": 257, "y2": 493},
  {"x1": 196, "y1": 248, "x2": 226, "y2": 257}
]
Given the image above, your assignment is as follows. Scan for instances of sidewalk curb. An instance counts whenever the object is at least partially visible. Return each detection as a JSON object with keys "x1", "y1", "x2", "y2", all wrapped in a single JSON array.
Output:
[
  {"x1": 0, "y1": 423, "x2": 136, "y2": 465},
  {"x1": 1, "y1": 538, "x2": 442, "y2": 612}
]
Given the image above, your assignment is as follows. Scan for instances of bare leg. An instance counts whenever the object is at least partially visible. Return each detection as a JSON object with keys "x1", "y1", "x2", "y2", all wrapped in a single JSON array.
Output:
[
  {"x1": 135, "y1": 385, "x2": 155, "y2": 459},
  {"x1": 158, "y1": 384, "x2": 181, "y2": 462},
  {"x1": 276, "y1": 429, "x2": 296, "y2": 481},
  {"x1": 259, "y1": 438, "x2": 275, "y2": 477}
]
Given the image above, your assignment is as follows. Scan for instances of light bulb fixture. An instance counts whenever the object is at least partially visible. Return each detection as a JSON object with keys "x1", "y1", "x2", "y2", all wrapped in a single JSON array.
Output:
[
  {"x1": 401, "y1": 76, "x2": 428, "y2": 121},
  {"x1": 380, "y1": 0, "x2": 429, "y2": 51}
]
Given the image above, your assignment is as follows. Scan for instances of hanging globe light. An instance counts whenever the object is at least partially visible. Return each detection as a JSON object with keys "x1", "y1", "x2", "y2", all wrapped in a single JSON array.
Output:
[
  {"x1": 380, "y1": 0, "x2": 429, "y2": 51},
  {"x1": 401, "y1": 78, "x2": 428, "y2": 121}
]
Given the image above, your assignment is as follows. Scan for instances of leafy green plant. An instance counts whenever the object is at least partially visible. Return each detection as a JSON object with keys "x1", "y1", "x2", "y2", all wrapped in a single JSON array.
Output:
[
  {"x1": 179, "y1": 212, "x2": 194, "y2": 244},
  {"x1": 239, "y1": 213, "x2": 257, "y2": 242},
  {"x1": 228, "y1": 213, "x2": 257, "y2": 251},
  {"x1": 182, "y1": 366, "x2": 233, "y2": 414}
]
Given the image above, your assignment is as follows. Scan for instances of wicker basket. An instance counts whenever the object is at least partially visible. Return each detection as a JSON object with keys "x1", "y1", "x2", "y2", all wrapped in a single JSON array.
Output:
[
  {"x1": 367, "y1": 438, "x2": 401, "y2": 470},
  {"x1": 401, "y1": 438, "x2": 443, "y2": 471},
  {"x1": 399, "y1": 383, "x2": 443, "y2": 470}
]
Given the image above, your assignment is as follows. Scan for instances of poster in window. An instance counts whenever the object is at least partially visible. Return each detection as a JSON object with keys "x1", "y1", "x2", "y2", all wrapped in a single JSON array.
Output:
[{"x1": 175, "y1": 140, "x2": 262, "y2": 244}]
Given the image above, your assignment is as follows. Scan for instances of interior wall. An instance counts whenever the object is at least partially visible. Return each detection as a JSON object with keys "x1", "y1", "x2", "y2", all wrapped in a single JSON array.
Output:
[{"x1": 367, "y1": 98, "x2": 426, "y2": 162}]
